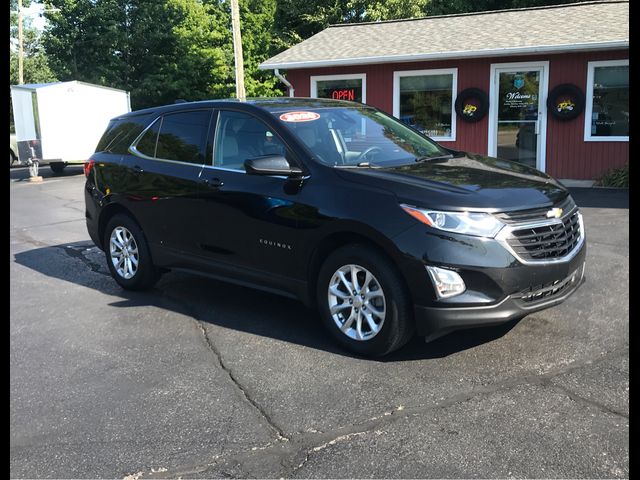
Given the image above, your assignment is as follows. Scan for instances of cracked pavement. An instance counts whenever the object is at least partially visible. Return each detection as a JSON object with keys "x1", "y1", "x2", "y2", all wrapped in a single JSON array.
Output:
[{"x1": 10, "y1": 167, "x2": 628, "y2": 479}]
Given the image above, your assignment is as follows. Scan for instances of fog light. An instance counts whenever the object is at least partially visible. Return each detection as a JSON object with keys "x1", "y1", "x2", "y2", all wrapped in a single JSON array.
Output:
[{"x1": 426, "y1": 266, "x2": 466, "y2": 299}]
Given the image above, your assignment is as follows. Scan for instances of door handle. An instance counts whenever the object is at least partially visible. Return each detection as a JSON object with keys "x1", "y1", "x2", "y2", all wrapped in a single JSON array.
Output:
[
  {"x1": 204, "y1": 177, "x2": 224, "y2": 188},
  {"x1": 132, "y1": 165, "x2": 144, "y2": 174}
]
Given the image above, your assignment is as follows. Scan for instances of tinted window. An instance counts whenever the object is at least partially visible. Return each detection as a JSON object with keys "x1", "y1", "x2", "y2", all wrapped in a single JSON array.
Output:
[
  {"x1": 155, "y1": 110, "x2": 211, "y2": 164},
  {"x1": 214, "y1": 111, "x2": 287, "y2": 171},
  {"x1": 136, "y1": 118, "x2": 161, "y2": 157},
  {"x1": 96, "y1": 115, "x2": 151, "y2": 155}
]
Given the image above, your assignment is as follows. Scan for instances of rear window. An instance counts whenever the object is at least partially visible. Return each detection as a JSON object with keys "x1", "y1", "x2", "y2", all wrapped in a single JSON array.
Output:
[
  {"x1": 95, "y1": 115, "x2": 151, "y2": 155},
  {"x1": 134, "y1": 110, "x2": 212, "y2": 164}
]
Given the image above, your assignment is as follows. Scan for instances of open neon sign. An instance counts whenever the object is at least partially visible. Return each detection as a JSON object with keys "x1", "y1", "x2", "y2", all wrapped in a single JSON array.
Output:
[{"x1": 330, "y1": 89, "x2": 356, "y2": 101}]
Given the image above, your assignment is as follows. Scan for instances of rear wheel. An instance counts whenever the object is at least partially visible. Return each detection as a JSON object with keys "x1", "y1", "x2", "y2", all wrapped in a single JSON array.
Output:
[
  {"x1": 50, "y1": 162, "x2": 67, "y2": 174},
  {"x1": 104, "y1": 214, "x2": 159, "y2": 290},
  {"x1": 317, "y1": 244, "x2": 414, "y2": 357}
]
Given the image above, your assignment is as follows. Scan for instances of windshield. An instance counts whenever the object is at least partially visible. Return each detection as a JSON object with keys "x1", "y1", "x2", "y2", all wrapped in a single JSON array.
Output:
[{"x1": 271, "y1": 106, "x2": 449, "y2": 167}]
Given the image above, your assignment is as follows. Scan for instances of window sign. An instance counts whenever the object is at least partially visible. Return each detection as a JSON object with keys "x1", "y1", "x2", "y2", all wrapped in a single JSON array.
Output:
[
  {"x1": 315, "y1": 78, "x2": 364, "y2": 103},
  {"x1": 586, "y1": 62, "x2": 629, "y2": 140},
  {"x1": 498, "y1": 71, "x2": 539, "y2": 121},
  {"x1": 393, "y1": 69, "x2": 457, "y2": 141}
]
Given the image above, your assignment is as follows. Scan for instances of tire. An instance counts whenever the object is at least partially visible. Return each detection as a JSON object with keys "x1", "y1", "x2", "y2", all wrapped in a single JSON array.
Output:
[
  {"x1": 104, "y1": 214, "x2": 159, "y2": 290},
  {"x1": 317, "y1": 244, "x2": 414, "y2": 357},
  {"x1": 547, "y1": 83, "x2": 585, "y2": 121},
  {"x1": 455, "y1": 87, "x2": 489, "y2": 123},
  {"x1": 50, "y1": 162, "x2": 67, "y2": 174},
  {"x1": 10, "y1": 151, "x2": 17, "y2": 167}
]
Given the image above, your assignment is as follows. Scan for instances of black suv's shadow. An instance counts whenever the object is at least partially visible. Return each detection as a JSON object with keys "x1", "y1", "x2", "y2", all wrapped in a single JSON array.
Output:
[{"x1": 14, "y1": 241, "x2": 520, "y2": 362}]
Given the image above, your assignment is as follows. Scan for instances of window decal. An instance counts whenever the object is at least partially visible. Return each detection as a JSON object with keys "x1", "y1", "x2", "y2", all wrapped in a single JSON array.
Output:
[{"x1": 279, "y1": 111, "x2": 320, "y2": 122}]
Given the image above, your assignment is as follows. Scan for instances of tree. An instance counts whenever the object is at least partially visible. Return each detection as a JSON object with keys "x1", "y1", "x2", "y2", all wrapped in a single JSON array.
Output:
[
  {"x1": 43, "y1": 0, "x2": 236, "y2": 109},
  {"x1": 273, "y1": 0, "x2": 586, "y2": 49},
  {"x1": 10, "y1": 0, "x2": 58, "y2": 130},
  {"x1": 426, "y1": 0, "x2": 583, "y2": 16},
  {"x1": 235, "y1": 0, "x2": 282, "y2": 97},
  {"x1": 273, "y1": 0, "x2": 430, "y2": 50}
]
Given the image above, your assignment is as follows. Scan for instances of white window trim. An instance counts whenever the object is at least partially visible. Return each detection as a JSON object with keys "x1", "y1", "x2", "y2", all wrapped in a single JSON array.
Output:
[
  {"x1": 392, "y1": 68, "x2": 457, "y2": 142},
  {"x1": 488, "y1": 61, "x2": 549, "y2": 172},
  {"x1": 310, "y1": 73, "x2": 367, "y2": 103},
  {"x1": 584, "y1": 59, "x2": 629, "y2": 142}
]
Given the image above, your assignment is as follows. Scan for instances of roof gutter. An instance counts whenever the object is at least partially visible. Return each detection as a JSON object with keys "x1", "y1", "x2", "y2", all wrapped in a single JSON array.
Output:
[
  {"x1": 274, "y1": 68, "x2": 294, "y2": 97},
  {"x1": 259, "y1": 40, "x2": 628, "y2": 70}
]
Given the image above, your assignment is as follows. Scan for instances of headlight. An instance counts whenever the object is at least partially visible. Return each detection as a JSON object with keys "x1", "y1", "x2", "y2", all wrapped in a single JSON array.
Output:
[{"x1": 401, "y1": 204, "x2": 505, "y2": 238}]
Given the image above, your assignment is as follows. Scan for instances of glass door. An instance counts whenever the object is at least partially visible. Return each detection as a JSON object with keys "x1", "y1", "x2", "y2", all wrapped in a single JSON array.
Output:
[{"x1": 493, "y1": 66, "x2": 546, "y2": 169}]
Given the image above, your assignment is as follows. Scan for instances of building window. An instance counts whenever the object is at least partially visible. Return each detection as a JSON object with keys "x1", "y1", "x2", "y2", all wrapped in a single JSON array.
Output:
[
  {"x1": 584, "y1": 59, "x2": 628, "y2": 142},
  {"x1": 393, "y1": 68, "x2": 457, "y2": 142},
  {"x1": 310, "y1": 74, "x2": 366, "y2": 103}
]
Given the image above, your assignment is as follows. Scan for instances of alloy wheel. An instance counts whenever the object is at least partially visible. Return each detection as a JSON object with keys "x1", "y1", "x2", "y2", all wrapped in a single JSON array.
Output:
[
  {"x1": 327, "y1": 264, "x2": 386, "y2": 341},
  {"x1": 109, "y1": 226, "x2": 139, "y2": 280}
]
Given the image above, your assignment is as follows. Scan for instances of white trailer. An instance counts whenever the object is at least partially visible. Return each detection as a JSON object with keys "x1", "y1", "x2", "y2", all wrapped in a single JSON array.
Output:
[{"x1": 10, "y1": 81, "x2": 130, "y2": 173}]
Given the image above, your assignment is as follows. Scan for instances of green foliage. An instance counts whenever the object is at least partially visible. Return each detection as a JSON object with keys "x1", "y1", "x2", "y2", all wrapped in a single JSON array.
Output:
[
  {"x1": 30, "y1": 0, "x2": 586, "y2": 111},
  {"x1": 427, "y1": 0, "x2": 584, "y2": 16},
  {"x1": 596, "y1": 164, "x2": 629, "y2": 188},
  {"x1": 42, "y1": 0, "x2": 232, "y2": 109},
  {"x1": 10, "y1": 2, "x2": 57, "y2": 84},
  {"x1": 10, "y1": 1, "x2": 58, "y2": 130},
  {"x1": 273, "y1": 0, "x2": 429, "y2": 50}
]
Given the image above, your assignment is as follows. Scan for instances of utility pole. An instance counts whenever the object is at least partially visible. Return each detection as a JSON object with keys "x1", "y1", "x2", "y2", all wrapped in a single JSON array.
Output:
[
  {"x1": 230, "y1": 0, "x2": 246, "y2": 101},
  {"x1": 18, "y1": 0, "x2": 24, "y2": 85},
  {"x1": 13, "y1": 1, "x2": 60, "y2": 85}
]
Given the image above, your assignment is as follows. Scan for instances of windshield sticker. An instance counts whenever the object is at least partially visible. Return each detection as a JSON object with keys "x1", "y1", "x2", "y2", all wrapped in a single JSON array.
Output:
[{"x1": 279, "y1": 111, "x2": 320, "y2": 122}]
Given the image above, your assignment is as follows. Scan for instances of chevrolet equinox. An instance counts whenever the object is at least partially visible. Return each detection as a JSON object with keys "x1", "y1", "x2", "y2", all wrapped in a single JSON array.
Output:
[{"x1": 85, "y1": 98, "x2": 586, "y2": 356}]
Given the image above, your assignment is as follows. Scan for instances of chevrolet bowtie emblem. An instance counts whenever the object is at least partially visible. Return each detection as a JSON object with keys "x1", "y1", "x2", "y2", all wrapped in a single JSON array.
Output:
[{"x1": 546, "y1": 207, "x2": 563, "y2": 218}]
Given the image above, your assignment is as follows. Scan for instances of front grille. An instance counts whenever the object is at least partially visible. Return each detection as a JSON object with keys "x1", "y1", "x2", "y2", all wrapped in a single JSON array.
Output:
[
  {"x1": 518, "y1": 265, "x2": 582, "y2": 304},
  {"x1": 506, "y1": 209, "x2": 582, "y2": 261},
  {"x1": 495, "y1": 196, "x2": 576, "y2": 224}
]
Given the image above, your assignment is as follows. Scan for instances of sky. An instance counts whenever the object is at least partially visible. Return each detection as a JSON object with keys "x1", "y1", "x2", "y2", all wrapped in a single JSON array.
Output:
[{"x1": 22, "y1": 1, "x2": 48, "y2": 31}]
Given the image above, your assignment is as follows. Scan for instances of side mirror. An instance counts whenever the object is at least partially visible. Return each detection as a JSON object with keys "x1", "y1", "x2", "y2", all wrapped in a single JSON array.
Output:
[{"x1": 244, "y1": 155, "x2": 303, "y2": 177}]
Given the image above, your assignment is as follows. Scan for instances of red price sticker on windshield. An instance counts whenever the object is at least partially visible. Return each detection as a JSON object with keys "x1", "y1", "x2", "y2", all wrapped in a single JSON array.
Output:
[{"x1": 279, "y1": 111, "x2": 320, "y2": 122}]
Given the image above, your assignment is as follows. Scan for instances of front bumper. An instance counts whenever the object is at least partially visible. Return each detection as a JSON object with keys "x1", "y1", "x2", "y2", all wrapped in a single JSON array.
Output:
[{"x1": 414, "y1": 260, "x2": 586, "y2": 336}]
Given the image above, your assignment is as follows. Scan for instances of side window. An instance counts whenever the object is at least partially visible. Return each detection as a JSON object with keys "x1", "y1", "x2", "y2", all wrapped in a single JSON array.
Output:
[
  {"x1": 156, "y1": 110, "x2": 211, "y2": 164},
  {"x1": 214, "y1": 111, "x2": 287, "y2": 171},
  {"x1": 136, "y1": 118, "x2": 161, "y2": 157},
  {"x1": 96, "y1": 116, "x2": 151, "y2": 155},
  {"x1": 134, "y1": 110, "x2": 212, "y2": 164}
]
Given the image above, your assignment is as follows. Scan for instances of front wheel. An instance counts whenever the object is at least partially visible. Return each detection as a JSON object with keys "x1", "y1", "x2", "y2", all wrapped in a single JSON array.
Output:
[
  {"x1": 317, "y1": 244, "x2": 414, "y2": 357},
  {"x1": 104, "y1": 214, "x2": 159, "y2": 290}
]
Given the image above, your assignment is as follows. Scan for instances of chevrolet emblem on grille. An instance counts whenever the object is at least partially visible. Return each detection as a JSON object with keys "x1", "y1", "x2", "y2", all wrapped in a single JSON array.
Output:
[{"x1": 546, "y1": 207, "x2": 563, "y2": 218}]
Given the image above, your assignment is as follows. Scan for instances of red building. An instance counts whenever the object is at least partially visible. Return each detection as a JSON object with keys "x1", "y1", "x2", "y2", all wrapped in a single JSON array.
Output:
[{"x1": 260, "y1": 1, "x2": 629, "y2": 182}]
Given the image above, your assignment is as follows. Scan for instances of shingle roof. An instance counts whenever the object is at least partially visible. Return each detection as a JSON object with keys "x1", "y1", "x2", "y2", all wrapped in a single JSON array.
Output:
[{"x1": 260, "y1": 1, "x2": 628, "y2": 70}]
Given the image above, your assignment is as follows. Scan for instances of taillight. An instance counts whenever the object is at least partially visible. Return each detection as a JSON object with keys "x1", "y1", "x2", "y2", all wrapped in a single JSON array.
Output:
[{"x1": 84, "y1": 159, "x2": 95, "y2": 177}]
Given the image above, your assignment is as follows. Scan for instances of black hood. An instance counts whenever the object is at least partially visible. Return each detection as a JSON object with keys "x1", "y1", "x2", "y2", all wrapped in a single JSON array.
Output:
[{"x1": 335, "y1": 152, "x2": 568, "y2": 212}]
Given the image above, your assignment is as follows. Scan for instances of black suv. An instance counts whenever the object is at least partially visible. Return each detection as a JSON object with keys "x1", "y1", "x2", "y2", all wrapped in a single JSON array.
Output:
[{"x1": 85, "y1": 98, "x2": 586, "y2": 356}]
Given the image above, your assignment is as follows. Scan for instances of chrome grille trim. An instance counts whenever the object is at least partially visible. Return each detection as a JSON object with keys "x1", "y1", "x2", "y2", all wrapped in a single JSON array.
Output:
[
  {"x1": 494, "y1": 196, "x2": 577, "y2": 225},
  {"x1": 495, "y1": 209, "x2": 585, "y2": 265},
  {"x1": 517, "y1": 264, "x2": 583, "y2": 304}
]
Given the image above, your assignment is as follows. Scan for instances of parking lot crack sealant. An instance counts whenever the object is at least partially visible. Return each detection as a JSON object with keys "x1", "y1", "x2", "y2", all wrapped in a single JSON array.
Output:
[
  {"x1": 141, "y1": 346, "x2": 628, "y2": 479},
  {"x1": 194, "y1": 321, "x2": 290, "y2": 443}
]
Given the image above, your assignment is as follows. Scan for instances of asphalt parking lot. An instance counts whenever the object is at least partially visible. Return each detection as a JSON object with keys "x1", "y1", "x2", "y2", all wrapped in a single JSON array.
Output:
[{"x1": 10, "y1": 166, "x2": 628, "y2": 479}]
